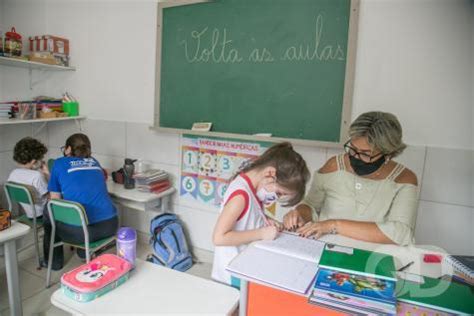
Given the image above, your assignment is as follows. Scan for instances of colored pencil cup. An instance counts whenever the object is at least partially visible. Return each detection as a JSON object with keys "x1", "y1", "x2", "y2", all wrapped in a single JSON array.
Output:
[{"x1": 62, "y1": 101, "x2": 79, "y2": 116}]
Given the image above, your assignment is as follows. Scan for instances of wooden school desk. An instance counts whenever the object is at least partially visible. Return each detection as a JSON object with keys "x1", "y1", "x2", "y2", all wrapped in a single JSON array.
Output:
[
  {"x1": 51, "y1": 259, "x2": 240, "y2": 315},
  {"x1": 0, "y1": 221, "x2": 30, "y2": 316},
  {"x1": 236, "y1": 234, "x2": 447, "y2": 316}
]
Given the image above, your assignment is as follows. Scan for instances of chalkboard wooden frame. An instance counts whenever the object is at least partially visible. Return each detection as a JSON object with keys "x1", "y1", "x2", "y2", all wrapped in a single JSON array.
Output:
[{"x1": 153, "y1": 0, "x2": 359, "y2": 147}]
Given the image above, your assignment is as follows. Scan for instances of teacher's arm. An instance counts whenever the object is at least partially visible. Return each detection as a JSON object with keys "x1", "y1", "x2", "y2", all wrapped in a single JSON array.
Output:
[
  {"x1": 299, "y1": 169, "x2": 419, "y2": 245},
  {"x1": 297, "y1": 218, "x2": 394, "y2": 243},
  {"x1": 283, "y1": 157, "x2": 336, "y2": 230}
]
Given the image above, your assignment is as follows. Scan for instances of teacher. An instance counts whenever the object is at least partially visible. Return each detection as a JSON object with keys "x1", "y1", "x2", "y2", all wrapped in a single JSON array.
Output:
[{"x1": 283, "y1": 111, "x2": 418, "y2": 245}]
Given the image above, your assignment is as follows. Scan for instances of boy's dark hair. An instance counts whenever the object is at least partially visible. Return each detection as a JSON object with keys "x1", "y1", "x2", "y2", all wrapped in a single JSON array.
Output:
[
  {"x1": 239, "y1": 142, "x2": 310, "y2": 207},
  {"x1": 13, "y1": 137, "x2": 48, "y2": 165},
  {"x1": 65, "y1": 133, "x2": 92, "y2": 158}
]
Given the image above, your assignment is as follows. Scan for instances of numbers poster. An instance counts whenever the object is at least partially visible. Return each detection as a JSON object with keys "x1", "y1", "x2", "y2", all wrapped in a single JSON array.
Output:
[{"x1": 180, "y1": 135, "x2": 270, "y2": 207}]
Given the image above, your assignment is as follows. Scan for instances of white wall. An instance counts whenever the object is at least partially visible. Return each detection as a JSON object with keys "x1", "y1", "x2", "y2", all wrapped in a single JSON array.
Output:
[
  {"x1": 471, "y1": 0, "x2": 474, "y2": 151},
  {"x1": 1, "y1": 0, "x2": 157, "y2": 122},
  {"x1": 0, "y1": 0, "x2": 473, "y2": 256},
  {"x1": 353, "y1": 0, "x2": 473, "y2": 150},
  {"x1": 2, "y1": 0, "x2": 473, "y2": 149},
  {"x1": 0, "y1": 0, "x2": 4, "y2": 100}
]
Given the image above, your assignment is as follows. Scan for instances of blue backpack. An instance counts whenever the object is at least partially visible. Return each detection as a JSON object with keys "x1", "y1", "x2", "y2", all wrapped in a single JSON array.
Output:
[{"x1": 147, "y1": 213, "x2": 193, "y2": 272}]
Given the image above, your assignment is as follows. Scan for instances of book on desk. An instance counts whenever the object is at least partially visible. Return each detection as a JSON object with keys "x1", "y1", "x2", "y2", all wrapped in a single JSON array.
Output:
[
  {"x1": 309, "y1": 246, "x2": 397, "y2": 315},
  {"x1": 226, "y1": 232, "x2": 325, "y2": 294},
  {"x1": 227, "y1": 233, "x2": 473, "y2": 315}
]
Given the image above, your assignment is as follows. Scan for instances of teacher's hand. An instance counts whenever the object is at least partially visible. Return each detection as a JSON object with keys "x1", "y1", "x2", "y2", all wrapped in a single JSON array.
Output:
[
  {"x1": 297, "y1": 220, "x2": 337, "y2": 239},
  {"x1": 283, "y1": 209, "x2": 306, "y2": 231}
]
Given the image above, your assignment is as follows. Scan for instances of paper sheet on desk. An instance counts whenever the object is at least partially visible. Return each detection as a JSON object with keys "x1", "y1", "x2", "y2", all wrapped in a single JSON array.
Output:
[
  {"x1": 255, "y1": 232, "x2": 325, "y2": 262},
  {"x1": 226, "y1": 232, "x2": 325, "y2": 294}
]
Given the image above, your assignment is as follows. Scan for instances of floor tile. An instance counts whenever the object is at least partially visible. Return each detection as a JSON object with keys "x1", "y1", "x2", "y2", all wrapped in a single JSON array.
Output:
[{"x1": 0, "y1": 269, "x2": 45, "y2": 313}]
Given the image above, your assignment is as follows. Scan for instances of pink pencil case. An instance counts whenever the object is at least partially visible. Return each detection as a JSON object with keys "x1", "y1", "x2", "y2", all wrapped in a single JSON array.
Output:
[{"x1": 61, "y1": 254, "x2": 133, "y2": 302}]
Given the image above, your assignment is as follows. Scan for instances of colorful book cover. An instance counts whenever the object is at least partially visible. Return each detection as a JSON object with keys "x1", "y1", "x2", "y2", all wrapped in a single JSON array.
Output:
[
  {"x1": 397, "y1": 302, "x2": 456, "y2": 316},
  {"x1": 309, "y1": 299, "x2": 385, "y2": 316},
  {"x1": 397, "y1": 275, "x2": 474, "y2": 315},
  {"x1": 313, "y1": 267, "x2": 397, "y2": 306},
  {"x1": 310, "y1": 296, "x2": 394, "y2": 315},
  {"x1": 319, "y1": 247, "x2": 396, "y2": 280},
  {"x1": 311, "y1": 288, "x2": 395, "y2": 313}
]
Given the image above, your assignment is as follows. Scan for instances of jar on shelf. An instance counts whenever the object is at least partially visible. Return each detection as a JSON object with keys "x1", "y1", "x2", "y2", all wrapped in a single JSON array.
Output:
[{"x1": 4, "y1": 27, "x2": 22, "y2": 57}]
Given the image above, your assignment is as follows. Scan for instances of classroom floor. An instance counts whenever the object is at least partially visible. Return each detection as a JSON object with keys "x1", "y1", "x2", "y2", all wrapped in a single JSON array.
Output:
[{"x1": 0, "y1": 242, "x2": 213, "y2": 316}]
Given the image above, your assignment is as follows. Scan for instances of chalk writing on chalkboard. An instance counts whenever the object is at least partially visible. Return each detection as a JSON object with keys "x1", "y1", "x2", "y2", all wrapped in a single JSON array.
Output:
[{"x1": 179, "y1": 14, "x2": 345, "y2": 64}]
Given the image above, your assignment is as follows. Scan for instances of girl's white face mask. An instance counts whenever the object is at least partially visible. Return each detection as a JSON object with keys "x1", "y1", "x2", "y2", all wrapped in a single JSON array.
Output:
[{"x1": 256, "y1": 186, "x2": 279, "y2": 205}]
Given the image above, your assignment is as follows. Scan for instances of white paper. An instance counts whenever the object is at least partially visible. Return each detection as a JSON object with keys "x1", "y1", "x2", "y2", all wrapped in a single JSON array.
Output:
[
  {"x1": 227, "y1": 232, "x2": 325, "y2": 294},
  {"x1": 254, "y1": 232, "x2": 325, "y2": 263},
  {"x1": 227, "y1": 246, "x2": 319, "y2": 294},
  {"x1": 325, "y1": 243, "x2": 354, "y2": 255},
  {"x1": 397, "y1": 271, "x2": 425, "y2": 284}
]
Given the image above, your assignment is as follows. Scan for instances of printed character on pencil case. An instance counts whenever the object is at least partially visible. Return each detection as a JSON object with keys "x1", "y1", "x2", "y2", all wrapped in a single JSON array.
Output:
[{"x1": 75, "y1": 264, "x2": 115, "y2": 283}]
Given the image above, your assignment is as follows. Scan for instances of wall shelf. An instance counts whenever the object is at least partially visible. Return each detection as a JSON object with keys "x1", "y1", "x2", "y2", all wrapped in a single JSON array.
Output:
[
  {"x1": 0, "y1": 56, "x2": 75, "y2": 71},
  {"x1": 0, "y1": 116, "x2": 86, "y2": 135},
  {"x1": 0, "y1": 115, "x2": 85, "y2": 126}
]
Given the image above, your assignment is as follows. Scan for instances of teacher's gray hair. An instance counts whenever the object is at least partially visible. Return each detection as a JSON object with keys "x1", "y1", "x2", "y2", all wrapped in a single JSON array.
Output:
[{"x1": 349, "y1": 111, "x2": 407, "y2": 158}]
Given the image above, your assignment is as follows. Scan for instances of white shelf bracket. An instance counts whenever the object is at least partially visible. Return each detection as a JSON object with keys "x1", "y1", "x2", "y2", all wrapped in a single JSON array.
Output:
[
  {"x1": 29, "y1": 68, "x2": 33, "y2": 90},
  {"x1": 28, "y1": 68, "x2": 52, "y2": 90},
  {"x1": 75, "y1": 118, "x2": 83, "y2": 131},
  {"x1": 32, "y1": 122, "x2": 47, "y2": 136}
]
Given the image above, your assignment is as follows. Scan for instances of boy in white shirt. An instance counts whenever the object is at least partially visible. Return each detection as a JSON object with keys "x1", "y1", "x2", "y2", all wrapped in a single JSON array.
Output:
[{"x1": 7, "y1": 137, "x2": 49, "y2": 219}]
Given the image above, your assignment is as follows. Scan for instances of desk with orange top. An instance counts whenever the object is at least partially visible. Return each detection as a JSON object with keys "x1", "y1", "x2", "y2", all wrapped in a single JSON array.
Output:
[{"x1": 236, "y1": 234, "x2": 446, "y2": 316}]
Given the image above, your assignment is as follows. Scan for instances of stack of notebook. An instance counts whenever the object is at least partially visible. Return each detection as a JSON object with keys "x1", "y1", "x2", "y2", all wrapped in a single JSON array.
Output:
[
  {"x1": 397, "y1": 273, "x2": 474, "y2": 315},
  {"x1": 443, "y1": 255, "x2": 474, "y2": 286},
  {"x1": 0, "y1": 103, "x2": 13, "y2": 119},
  {"x1": 309, "y1": 247, "x2": 397, "y2": 315},
  {"x1": 134, "y1": 169, "x2": 170, "y2": 194}
]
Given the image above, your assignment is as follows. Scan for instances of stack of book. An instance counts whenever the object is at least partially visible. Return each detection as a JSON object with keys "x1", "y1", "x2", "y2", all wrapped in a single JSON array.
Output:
[
  {"x1": 309, "y1": 247, "x2": 397, "y2": 315},
  {"x1": 397, "y1": 273, "x2": 474, "y2": 315},
  {"x1": 0, "y1": 102, "x2": 13, "y2": 119},
  {"x1": 443, "y1": 255, "x2": 474, "y2": 286},
  {"x1": 134, "y1": 169, "x2": 170, "y2": 194}
]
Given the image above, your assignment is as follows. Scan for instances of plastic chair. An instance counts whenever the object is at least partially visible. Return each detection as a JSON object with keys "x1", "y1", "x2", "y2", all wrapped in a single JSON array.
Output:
[
  {"x1": 46, "y1": 199, "x2": 116, "y2": 288},
  {"x1": 4, "y1": 181, "x2": 44, "y2": 269},
  {"x1": 47, "y1": 158, "x2": 55, "y2": 173}
]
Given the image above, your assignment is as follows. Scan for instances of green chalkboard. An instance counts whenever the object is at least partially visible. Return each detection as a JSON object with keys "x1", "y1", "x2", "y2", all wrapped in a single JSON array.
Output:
[{"x1": 155, "y1": 0, "x2": 358, "y2": 144}]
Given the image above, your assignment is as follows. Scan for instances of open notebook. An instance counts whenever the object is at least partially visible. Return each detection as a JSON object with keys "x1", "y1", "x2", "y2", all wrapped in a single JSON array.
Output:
[{"x1": 226, "y1": 232, "x2": 325, "y2": 294}]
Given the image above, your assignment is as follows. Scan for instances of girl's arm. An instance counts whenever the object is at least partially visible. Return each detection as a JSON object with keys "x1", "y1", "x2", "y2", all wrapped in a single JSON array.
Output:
[{"x1": 213, "y1": 194, "x2": 277, "y2": 247}]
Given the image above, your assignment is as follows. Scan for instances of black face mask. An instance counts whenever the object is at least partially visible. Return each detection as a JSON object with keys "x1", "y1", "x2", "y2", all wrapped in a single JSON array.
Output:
[{"x1": 349, "y1": 155, "x2": 385, "y2": 176}]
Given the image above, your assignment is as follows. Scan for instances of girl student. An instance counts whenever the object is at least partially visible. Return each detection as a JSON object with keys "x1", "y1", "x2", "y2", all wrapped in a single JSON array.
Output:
[{"x1": 211, "y1": 142, "x2": 310, "y2": 287}]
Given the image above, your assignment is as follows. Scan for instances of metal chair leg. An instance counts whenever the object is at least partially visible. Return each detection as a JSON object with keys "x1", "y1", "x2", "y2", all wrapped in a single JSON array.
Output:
[
  {"x1": 33, "y1": 224, "x2": 42, "y2": 270},
  {"x1": 86, "y1": 244, "x2": 91, "y2": 263},
  {"x1": 46, "y1": 226, "x2": 56, "y2": 288}
]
